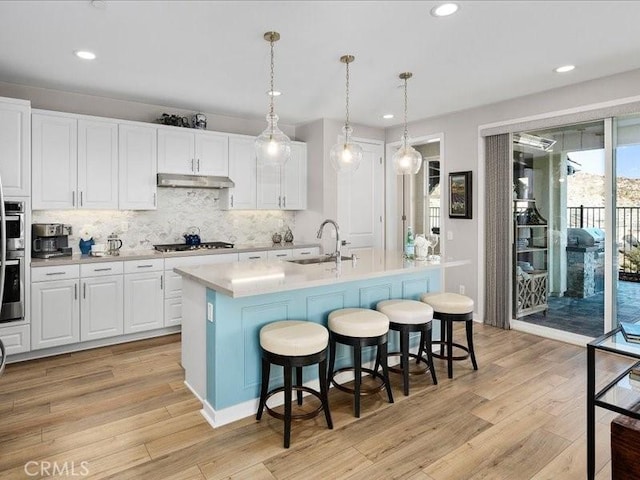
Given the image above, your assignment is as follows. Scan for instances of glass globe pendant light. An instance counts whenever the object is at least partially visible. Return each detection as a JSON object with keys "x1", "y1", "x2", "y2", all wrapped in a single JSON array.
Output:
[
  {"x1": 330, "y1": 55, "x2": 363, "y2": 172},
  {"x1": 392, "y1": 72, "x2": 422, "y2": 175},
  {"x1": 255, "y1": 31, "x2": 291, "y2": 166}
]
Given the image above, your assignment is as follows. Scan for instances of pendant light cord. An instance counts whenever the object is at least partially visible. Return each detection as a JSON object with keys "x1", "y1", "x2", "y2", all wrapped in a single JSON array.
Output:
[
  {"x1": 403, "y1": 76, "x2": 409, "y2": 146},
  {"x1": 344, "y1": 59, "x2": 351, "y2": 144},
  {"x1": 269, "y1": 36, "x2": 275, "y2": 132}
]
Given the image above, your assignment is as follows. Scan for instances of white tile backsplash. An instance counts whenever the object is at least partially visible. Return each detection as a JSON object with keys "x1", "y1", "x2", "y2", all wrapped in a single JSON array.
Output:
[{"x1": 32, "y1": 188, "x2": 296, "y2": 252}]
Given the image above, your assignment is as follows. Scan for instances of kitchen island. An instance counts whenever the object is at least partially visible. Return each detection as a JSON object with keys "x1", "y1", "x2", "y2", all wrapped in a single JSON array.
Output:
[{"x1": 175, "y1": 250, "x2": 468, "y2": 427}]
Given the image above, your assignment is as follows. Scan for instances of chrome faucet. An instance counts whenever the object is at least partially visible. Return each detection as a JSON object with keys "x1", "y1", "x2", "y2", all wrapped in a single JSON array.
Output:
[{"x1": 316, "y1": 219, "x2": 341, "y2": 264}]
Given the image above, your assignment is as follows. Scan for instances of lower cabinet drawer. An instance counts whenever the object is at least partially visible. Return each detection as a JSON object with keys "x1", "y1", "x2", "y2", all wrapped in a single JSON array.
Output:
[
  {"x1": 0, "y1": 324, "x2": 30, "y2": 355},
  {"x1": 164, "y1": 297, "x2": 182, "y2": 327}
]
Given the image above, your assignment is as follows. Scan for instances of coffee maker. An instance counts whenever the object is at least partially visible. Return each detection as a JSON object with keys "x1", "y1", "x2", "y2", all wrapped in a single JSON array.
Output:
[{"x1": 32, "y1": 224, "x2": 73, "y2": 259}]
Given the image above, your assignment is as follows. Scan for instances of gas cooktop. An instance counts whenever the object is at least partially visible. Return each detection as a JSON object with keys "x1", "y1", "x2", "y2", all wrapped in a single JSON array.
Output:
[{"x1": 153, "y1": 241, "x2": 234, "y2": 253}]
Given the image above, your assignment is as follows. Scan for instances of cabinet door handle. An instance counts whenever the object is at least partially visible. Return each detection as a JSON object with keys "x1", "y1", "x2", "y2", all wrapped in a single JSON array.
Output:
[
  {"x1": 74, "y1": 283, "x2": 77, "y2": 300},
  {"x1": 94, "y1": 267, "x2": 112, "y2": 272},
  {"x1": 83, "y1": 283, "x2": 86, "y2": 299},
  {"x1": 137, "y1": 264, "x2": 153, "y2": 268},
  {"x1": 46, "y1": 272, "x2": 65, "y2": 276},
  {"x1": 153, "y1": 193, "x2": 157, "y2": 207},
  {"x1": 160, "y1": 275, "x2": 163, "y2": 290},
  {"x1": 248, "y1": 256, "x2": 261, "y2": 260},
  {"x1": 80, "y1": 191, "x2": 83, "y2": 206},
  {"x1": 197, "y1": 158, "x2": 200, "y2": 172},
  {"x1": 276, "y1": 254, "x2": 287, "y2": 257},
  {"x1": 191, "y1": 158, "x2": 194, "y2": 172},
  {"x1": 72, "y1": 191, "x2": 75, "y2": 207},
  {"x1": 230, "y1": 195, "x2": 234, "y2": 208},
  {"x1": 278, "y1": 196, "x2": 281, "y2": 208},
  {"x1": 300, "y1": 252, "x2": 311, "y2": 255}
]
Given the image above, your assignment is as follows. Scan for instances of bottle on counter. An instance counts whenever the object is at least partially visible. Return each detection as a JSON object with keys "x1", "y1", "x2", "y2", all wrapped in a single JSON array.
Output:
[{"x1": 404, "y1": 226, "x2": 415, "y2": 259}]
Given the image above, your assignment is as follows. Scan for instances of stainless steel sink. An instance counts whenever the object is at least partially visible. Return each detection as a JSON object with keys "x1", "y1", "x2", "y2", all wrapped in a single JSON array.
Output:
[{"x1": 287, "y1": 256, "x2": 352, "y2": 265}]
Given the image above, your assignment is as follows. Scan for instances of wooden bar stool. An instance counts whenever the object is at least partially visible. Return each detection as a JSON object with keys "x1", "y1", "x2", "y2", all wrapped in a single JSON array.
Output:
[
  {"x1": 327, "y1": 308, "x2": 394, "y2": 417},
  {"x1": 420, "y1": 292, "x2": 477, "y2": 379},
  {"x1": 256, "y1": 320, "x2": 333, "y2": 448},
  {"x1": 376, "y1": 299, "x2": 437, "y2": 395}
]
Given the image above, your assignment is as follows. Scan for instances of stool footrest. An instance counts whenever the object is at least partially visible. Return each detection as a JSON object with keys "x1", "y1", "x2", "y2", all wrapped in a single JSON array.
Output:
[
  {"x1": 264, "y1": 385, "x2": 325, "y2": 421},
  {"x1": 387, "y1": 351, "x2": 433, "y2": 376},
  {"x1": 330, "y1": 367, "x2": 387, "y2": 396},
  {"x1": 432, "y1": 341, "x2": 470, "y2": 361}
]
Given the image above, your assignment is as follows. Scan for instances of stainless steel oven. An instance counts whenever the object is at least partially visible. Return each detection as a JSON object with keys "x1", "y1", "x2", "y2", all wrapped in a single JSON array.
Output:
[{"x1": 0, "y1": 201, "x2": 25, "y2": 324}]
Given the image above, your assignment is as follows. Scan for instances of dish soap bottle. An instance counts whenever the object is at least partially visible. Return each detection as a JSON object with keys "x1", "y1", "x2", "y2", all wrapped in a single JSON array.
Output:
[{"x1": 405, "y1": 226, "x2": 415, "y2": 259}]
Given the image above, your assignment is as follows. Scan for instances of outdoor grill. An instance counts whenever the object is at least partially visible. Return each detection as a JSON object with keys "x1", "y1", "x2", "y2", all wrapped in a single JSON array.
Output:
[{"x1": 566, "y1": 227, "x2": 605, "y2": 298}]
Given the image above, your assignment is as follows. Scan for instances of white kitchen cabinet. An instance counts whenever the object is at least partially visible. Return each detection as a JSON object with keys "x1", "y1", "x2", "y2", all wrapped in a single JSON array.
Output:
[
  {"x1": 78, "y1": 119, "x2": 119, "y2": 209},
  {"x1": 267, "y1": 249, "x2": 292, "y2": 260},
  {"x1": 238, "y1": 251, "x2": 268, "y2": 261},
  {"x1": 292, "y1": 247, "x2": 320, "y2": 259},
  {"x1": 31, "y1": 278, "x2": 80, "y2": 350},
  {"x1": 256, "y1": 141, "x2": 307, "y2": 210},
  {"x1": 32, "y1": 113, "x2": 77, "y2": 209},
  {"x1": 80, "y1": 275, "x2": 124, "y2": 341},
  {"x1": 33, "y1": 112, "x2": 119, "y2": 210},
  {"x1": 119, "y1": 123, "x2": 157, "y2": 210},
  {"x1": 158, "y1": 127, "x2": 229, "y2": 176},
  {"x1": 0, "y1": 97, "x2": 30, "y2": 197},
  {"x1": 124, "y1": 271, "x2": 164, "y2": 333},
  {"x1": 221, "y1": 135, "x2": 256, "y2": 210},
  {"x1": 163, "y1": 252, "x2": 238, "y2": 326},
  {"x1": 0, "y1": 324, "x2": 31, "y2": 355}
]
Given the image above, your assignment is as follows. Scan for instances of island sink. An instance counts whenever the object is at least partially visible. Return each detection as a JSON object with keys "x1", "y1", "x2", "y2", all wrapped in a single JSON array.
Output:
[{"x1": 287, "y1": 255, "x2": 352, "y2": 265}]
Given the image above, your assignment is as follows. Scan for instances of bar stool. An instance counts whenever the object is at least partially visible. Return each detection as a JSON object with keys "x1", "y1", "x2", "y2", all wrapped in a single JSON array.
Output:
[
  {"x1": 376, "y1": 299, "x2": 437, "y2": 395},
  {"x1": 420, "y1": 292, "x2": 477, "y2": 379},
  {"x1": 327, "y1": 308, "x2": 394, "y2": 417},
  {"x1": 256, "y1": 320, "x2": 333, "y2": 448}
]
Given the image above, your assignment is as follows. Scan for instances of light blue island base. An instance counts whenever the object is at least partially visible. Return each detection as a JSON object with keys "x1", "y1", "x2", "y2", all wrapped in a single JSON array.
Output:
[{"x1": 182, "y1": 268, "x2": 442, "y2": 428}]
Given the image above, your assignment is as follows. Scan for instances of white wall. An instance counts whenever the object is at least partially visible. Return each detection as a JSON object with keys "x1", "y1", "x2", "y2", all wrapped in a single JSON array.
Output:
[{"x1": 385, "y1": 67, "x2": 640, "y2": 317}]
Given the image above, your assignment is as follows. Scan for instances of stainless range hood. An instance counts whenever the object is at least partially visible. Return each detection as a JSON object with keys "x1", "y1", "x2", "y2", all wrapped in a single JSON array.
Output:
[{"x1": 157, "y1": 173, "x2": 235, "y2": 189}]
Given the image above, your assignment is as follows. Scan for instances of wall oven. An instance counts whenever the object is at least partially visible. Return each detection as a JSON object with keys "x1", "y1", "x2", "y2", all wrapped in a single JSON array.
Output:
[{"x1": 0, "y1": 201, "x2": 25, "y2": 324}]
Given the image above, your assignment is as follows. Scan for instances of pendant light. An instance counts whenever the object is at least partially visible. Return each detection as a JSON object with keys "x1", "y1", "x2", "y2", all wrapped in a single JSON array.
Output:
[
  {"x1": 392, "y1": 72, "x2": 422, "y2": 175},
  {"x1": 330, "y1": 55, "x2": 363, "y2": 172},
  {"x1": 255, "y1": 31, "x2": 291, "y2": 166}
]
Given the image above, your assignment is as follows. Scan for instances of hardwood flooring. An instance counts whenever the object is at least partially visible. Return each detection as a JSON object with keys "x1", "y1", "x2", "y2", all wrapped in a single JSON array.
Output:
[{"x1": 0, "y1": 324, "x2": 626, "y2": 479}]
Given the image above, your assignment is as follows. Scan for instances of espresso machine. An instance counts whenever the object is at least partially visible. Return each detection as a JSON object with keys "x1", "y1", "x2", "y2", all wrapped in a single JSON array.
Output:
[{"x1": 32, "y1": 224, "x2": 73, "y2": 259}]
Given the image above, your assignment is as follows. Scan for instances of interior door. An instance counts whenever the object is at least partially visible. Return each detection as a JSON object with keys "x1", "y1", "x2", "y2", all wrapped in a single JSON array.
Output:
[{"x1": 337, "y1": 139, "x2": 384, "y2": 254}]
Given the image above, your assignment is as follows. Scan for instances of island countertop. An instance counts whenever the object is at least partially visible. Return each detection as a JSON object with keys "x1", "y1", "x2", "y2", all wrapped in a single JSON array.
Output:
[{"x1": 175, "y1": 250, "x2": 468, "y2": 298}]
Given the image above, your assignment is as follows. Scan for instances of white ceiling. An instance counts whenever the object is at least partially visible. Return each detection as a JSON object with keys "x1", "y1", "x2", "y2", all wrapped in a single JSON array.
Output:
[{"x1": 1, "y1": 1, "x2": 640, "y2": 128}]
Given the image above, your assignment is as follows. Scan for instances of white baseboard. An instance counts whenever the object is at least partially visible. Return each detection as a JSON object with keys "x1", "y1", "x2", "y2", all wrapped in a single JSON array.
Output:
[{"x1": 195, "y1": 347, "x2": 420, "y2": 428}]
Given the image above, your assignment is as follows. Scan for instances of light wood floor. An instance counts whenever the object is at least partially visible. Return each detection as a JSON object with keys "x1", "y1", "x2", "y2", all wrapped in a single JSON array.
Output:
[{"x1": 0, "y1": 324, "x2": 628, "y2": 479}]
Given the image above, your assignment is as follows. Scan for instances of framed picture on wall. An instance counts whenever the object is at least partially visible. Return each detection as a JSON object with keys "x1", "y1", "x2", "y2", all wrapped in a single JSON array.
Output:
[{"x1": 449, "y1": 171, "x2": 472, "y2": 219}]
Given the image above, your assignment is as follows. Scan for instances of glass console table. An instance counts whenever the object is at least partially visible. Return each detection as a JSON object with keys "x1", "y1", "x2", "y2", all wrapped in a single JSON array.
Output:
[{"x1": 587, "y1": 325, "x2": 640, "y2": 480}]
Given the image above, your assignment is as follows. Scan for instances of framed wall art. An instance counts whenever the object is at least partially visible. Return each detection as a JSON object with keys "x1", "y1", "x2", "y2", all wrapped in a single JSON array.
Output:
[{"x1": 448, "y1": 171, "x2": 472, "y2": 219}]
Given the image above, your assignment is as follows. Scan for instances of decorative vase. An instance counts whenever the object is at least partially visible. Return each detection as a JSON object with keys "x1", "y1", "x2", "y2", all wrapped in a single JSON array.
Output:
[
  {"x1": 79, "y1": 237, "x2": 94, "y2": 255},
  {"x1": 272, "y1": 232, "x2": 282, "y2": 244},
  {"x1": 284, "y1": 227, "x2": 293, "y2": 243}
]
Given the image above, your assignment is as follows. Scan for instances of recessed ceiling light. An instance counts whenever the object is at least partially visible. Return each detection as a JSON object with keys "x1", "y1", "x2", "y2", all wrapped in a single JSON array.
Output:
[
  {"x1": 383, "y1": 114, "x2": 394, "y2": 119},
  {"x1": 74, "y1": 50, "x2": 96, "y2": 60},
  {"x1": 267, "y1": 90, "x2": 281, "y2": 97},
  {"x1": 555, "y1": 65, "x2": 575, "y2": 73},
  {"x1": 431, "y1": 3, "x2": 459, "y2": 17}
]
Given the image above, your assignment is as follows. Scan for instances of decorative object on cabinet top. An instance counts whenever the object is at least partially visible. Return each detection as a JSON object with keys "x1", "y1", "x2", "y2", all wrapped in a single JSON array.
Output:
[{"x1": 156, "y1": 113, "x2": 190, "y2": 127}]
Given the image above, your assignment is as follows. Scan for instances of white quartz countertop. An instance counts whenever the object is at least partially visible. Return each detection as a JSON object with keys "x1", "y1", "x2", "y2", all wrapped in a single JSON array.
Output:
[
  {"x1": 175, "y1": 250, "x2": 469, "y2": 298},
  {"x1": 30, "y1": 242, "x2": 319, "y2": 267}
]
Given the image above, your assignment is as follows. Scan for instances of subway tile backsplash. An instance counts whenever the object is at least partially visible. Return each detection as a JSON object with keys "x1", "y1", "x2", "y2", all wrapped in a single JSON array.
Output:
[{"x1": 32, "y1": 188, "x2": 296, "y2": 252}]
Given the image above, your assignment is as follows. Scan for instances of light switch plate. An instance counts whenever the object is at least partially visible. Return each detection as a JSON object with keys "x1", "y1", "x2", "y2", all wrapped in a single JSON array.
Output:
[{"x1": 207, "y1": 302, "x2": 213, "y2": 322}]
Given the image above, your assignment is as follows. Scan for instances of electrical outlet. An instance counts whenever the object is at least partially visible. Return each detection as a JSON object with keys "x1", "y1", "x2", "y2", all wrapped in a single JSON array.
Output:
[
  {"x1": 207, "y1": 302, "x2": 213, "y2": 322},
  {"x1": 459, "y1": 285, "x2": 465, "y2": 295}
]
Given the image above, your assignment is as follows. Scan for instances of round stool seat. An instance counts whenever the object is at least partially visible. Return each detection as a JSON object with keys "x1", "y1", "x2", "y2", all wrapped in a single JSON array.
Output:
[
  {"x1": 420, "y1": 292, "x2": 473, "y2": 314},
  {"x1": 260, "y1": 321, "x2": 328, "y2": 357},
  {"x1": 328, "y1": 308, "x2": 389, "y2": 337},
  {"x1": 377, "y1": 299, "x2": 434, "y2": 324}
]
